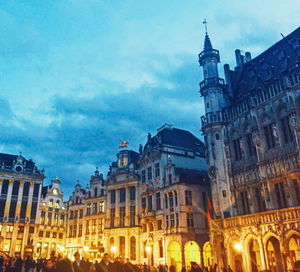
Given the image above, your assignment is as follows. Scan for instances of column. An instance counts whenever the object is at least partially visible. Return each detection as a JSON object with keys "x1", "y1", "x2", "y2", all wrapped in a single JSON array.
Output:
[
  {"x1": 4, "y1": 180, "x2": 14, "y2": 218},
  {"x1": 135, "y1": 185, "x2": 139, "y2": 226},
  {"x1": 26, "y1": 182, "x2": 35, "y2": 220},
  {"x1": 15, "y1": 181, "x2": 24, "y2": 218},
  {"x1": 0, "y1": 179, "x2": 3, "y2": 193},
  {"x1": 125, "y1": 186, "x2": 130, "y2": 226},
  {"x1": 115, "y1": 189, "x2": 119, "y2": 226},
  {"x1": 106, "y1": 190, "x2": 111, "y2": 228},
  {"x1": 35, "y1": 184, "x2": 43, "y2": 224}
]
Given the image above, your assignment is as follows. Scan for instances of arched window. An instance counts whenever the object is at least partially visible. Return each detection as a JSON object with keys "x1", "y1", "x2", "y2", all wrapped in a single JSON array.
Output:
[
  {"x1": 94, "y1": 187, "x2": 98, "y2": 198},
  {"x1": 130, "y1": 236, "x2": 136, "y2": 261},
  {"x1": 55, "y1": 200, "x2": 60, "y2": 209},
  {"x1": 49, "y1": 199, "x2": 53, "y2": 207}
]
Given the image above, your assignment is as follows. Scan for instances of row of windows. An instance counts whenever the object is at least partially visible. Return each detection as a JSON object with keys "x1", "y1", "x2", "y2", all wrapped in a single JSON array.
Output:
[
  {"x1": 86, "y1": 201, "x2": 105, "y2": 216},
  {"x1": 39, "y1": 230, "x2": 63, "y2": 239},
  {"x1": 0, "y1": 225, "x2": 35, "y2": 234},
  {"x1": 239, "y1": 179, "x2": 300, "y2": 215},
  {"x1": 110, "y1": 206, "x2": 136, "y2": 228},
  {"x1": 110, "y1": 187, "x2": 136, "y2": 204},
  {"x1": 46, "y1": 199, "x2": 61, "y2": 209},
  {"x1": 141, "y1": 163, "x2": 160, "y2": 183},
  {"x1": 68, "y1": 219, "x2": 104, "y2": 237},
  {"x1": 40, "y1": 212, "x2": 64, "y2": 226},
  {"x1": 232, "y1": 115, "x2": 294, "y2": 161}
]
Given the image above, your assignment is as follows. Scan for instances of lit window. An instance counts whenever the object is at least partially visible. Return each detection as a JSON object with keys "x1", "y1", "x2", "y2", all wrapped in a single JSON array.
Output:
[
  {"x1": 123, "y1": 157, "x2": 128, "y2": 166},
  {"x1": 55, "y1": 201, "x2": 60, "y2": 209},
  {"x1": 53, "y1": 188, "x2": 58, "y2": 195},
  {"x1": 42, "y1": 202, "x2": 46, "y2": 206},
  {"x1": 49, "y1": 199, "x2": 53, "y2": 207}
]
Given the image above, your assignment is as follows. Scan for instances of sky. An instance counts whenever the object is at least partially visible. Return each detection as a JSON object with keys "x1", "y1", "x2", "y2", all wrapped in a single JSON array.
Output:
[{"x1": 0, "y1": 0, "x2": 299, "y2": 195}]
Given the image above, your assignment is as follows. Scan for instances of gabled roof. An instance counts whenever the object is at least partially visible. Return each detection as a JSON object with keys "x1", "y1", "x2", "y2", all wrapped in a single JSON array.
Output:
[
  {"x1": 143, "y1": 125, "x2": 205, "y2": 156},
  {"x1": 0, "y1": 152, "x2": 43, "y2": 175},
  {"x1": 234, "y1": 27, "x2": 300, "y2": 99}
]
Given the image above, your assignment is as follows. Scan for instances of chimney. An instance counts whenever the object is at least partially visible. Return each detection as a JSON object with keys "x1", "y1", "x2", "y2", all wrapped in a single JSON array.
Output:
[{"x1": 235, "y1": 49, "x2": 242, "y2": 67}]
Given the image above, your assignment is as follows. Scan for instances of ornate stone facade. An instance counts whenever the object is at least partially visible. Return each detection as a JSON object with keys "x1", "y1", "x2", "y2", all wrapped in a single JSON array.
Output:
[{"x1": 200, "y1": 27, "x2": 300, "y2": 271}]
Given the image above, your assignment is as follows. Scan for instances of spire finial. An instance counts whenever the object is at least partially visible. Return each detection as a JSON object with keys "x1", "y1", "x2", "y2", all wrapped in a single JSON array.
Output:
[{"x1": 203, "y1": 18, "x2": 208, "y2": 34}]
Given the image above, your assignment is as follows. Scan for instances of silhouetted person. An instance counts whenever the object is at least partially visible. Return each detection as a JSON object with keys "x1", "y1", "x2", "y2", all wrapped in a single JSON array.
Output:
[
  {"x1": 73, "y1": 252, "x2": 85, "y2": 272},
  {"x1": 96, "y1": 253, "x2": 112, "y2": 272},
  {"x1": 57, "y1": 258, "x2": 74, "y2": 272}
]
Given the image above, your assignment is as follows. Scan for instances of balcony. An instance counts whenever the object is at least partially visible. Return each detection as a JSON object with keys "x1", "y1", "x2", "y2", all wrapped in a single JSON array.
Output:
[
  {"x1": 201, "y1": 111, "x2": 226, "y2": 128},
  {"x1": 198, "y1": 49, "x2": 220, "y2": 65},
  {"x1": 141, "y1": 210, "x2": 155, "y2": 218},
  {"x1": 199, "y1": 77, "x2": 225, "y2": 95},
  {"x1": 211, "y1": 206, "x2": 300, "y2": 231}
]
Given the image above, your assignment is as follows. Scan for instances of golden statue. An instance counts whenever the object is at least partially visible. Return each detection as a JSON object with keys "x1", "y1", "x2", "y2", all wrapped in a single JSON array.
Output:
[{"x1": 119, "y1": 140, "x2": 128, "y2": 149}]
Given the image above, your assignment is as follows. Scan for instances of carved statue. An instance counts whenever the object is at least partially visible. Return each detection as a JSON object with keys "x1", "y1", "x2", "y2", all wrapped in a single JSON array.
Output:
[
  {"x1": 119, "y1": 140, "x2": 129, "y2": 149},
  {"x1": 271, "y1": 123, "x2": 279, "y2": 144}
]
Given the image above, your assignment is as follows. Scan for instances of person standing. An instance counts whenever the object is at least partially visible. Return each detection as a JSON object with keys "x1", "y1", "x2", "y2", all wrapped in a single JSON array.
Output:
[
  {"x1": 73, "y1": 252, "x2": 85, "y2": 272},
  {"x1": 95, "y1": 253, "x2": 112, "y2": 272}
]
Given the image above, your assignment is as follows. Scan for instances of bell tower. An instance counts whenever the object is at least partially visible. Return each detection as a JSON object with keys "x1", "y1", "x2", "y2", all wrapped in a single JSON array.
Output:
[{"x1": 199, "y1": 24, "x2": 235, "y2": 218}]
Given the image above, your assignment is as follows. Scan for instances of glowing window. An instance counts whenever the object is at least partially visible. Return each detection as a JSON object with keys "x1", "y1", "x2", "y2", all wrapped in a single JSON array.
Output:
[
  {"x1": 53, "y1": 188, "x2": 58, "y2": 195},
  {"x1": 123, "y1": 157, "x2": 128, "y2": 166}
]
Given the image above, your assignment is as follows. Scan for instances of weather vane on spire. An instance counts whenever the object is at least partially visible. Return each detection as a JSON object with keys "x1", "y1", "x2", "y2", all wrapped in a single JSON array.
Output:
[{"x1": 203, "y1": 18, "x2": 208, "y2": 34}]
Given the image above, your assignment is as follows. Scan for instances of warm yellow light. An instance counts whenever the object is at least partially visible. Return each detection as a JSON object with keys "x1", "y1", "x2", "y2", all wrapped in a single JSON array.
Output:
[
  {"x1": 110, "y1": 246, "x2": 117, "y2": 253},
  {"x1": 146, "y1": 246, "x2": 151, "y2": 253},
  {"x1": 60, "y1": 246, "x2": 65, "y2": 251},
  {"x1": 37, "y1": 243, "x2": 41, "y2": 248},
  {"x1": 83, "y1": 246, "x2": 89, "y2": 252},
  {"x1": 52, "y1": 244, "x2": 55, "y2": 248},
  {"x1": 44, "y1": 243, "x2": 48, "y2": 247},
  {"x1": 234, "y1": 242, "x2": 242, "y2": 252}
]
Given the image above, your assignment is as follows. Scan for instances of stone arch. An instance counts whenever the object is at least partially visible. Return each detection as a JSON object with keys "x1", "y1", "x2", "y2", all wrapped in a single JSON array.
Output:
[
  {"x1": 247, "y1": 237, "x2": 263, "y2": 272},
  {"x1": 285, "y1": 231, "x2": 300, "y2": 271},
  {"x1": 265, "y1": 235, "x2": 284, "y2": 272},
  {"x1": 167, "y1": 241, "x2": 182, "y2": 272},
  {"x1": 184, "y1": 241, "x2": 201, "y2": 268},
  {"x1": 203, "y1": 241, "x2": 212, "y2": 268},
  {"x1": 275, "y1": 101, "x2": 288, "y2": 119}
]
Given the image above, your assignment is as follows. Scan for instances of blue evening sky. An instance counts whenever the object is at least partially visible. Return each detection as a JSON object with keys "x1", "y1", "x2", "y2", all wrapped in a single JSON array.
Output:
[{"x1": 0, "y1": 0, "x2": 299, "y2": 195}]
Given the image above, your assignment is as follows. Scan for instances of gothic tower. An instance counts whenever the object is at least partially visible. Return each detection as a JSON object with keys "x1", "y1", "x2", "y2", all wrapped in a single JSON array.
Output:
[{"x1": 199, "y1": 31, "x2": 235, "y2": 218}]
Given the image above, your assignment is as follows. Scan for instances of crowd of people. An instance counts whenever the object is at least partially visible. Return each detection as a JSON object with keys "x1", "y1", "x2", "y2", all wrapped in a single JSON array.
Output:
[
  {"x1": 2, "y1": 251, "x2": 300, "y2": 272},
  {"x1": 0, "y1": 252, "x2": 219, "y2": 272}
]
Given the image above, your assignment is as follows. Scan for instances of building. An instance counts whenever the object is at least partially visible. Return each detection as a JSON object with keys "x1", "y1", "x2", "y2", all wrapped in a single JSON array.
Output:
[
  {"x1": 65, "y1": 168, "x2": 106, "y2": 261},
  {"x1": 36, "y1": 178, "x2": 67, "y2": 258},
  {"x1": 0, "y1": 153, "x2": 44, "y2": 257},
  {"x1": 138, "y1": 124, "x2": 211, "y2": 271},
  {"x1": 63, "y1": 125, "x2": 211, "y2": 268},
  {"x1": 104, "y1": 146, "x2": 140, "y2": 262},
  {"x1": 199, "y1": 27, "x2": 300, "y2": 271}
]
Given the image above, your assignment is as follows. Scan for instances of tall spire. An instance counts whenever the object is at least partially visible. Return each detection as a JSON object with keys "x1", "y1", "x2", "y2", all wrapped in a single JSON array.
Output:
[
  {"x1": 204, "y1": 33, "x2": 213, "y2": 51},
  {"x1": 203, "y1": 18, "x2": 213, "y2": 51}
]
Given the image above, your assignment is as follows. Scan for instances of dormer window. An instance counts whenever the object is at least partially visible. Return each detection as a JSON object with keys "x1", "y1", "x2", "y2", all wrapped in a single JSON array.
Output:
[
  {"x1": 53, "y1": 188, "x2": 58, "y2": 195},
  {"x1": 123, "y1": 156, "x2": 128, "y2": 166},
  {"x1": 55, "y1": 200, "x2": 60, "y2": 209},
  {"x1": 49, "y1": 199, "x2": 53, "y2": 207}
]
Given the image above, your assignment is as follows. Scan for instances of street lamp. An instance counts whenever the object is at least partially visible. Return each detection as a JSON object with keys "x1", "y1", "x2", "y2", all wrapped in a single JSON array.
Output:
[{"x1": 234, "y1": 242, "x2": 242, "y2": 252}]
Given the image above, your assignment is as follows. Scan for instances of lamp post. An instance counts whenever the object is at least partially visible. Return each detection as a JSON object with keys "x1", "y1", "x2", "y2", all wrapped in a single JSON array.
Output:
[{"x1": 146, "y1": 246, "x2": 151, "y2": 270}]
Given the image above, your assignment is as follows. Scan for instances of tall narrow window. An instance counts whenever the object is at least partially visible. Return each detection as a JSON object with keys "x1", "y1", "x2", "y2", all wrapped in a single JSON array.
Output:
[
  {"x1": 130, "y1": 186, "x2": 136, "y2": 201},
  {"x1": 159, "y1": 240, "x2": 163, "y2": 258},
  {"x1": 275, "y1": 182, "x2": 287, "y2": 209},
  {"x1": 165, "y1": 215, "x2": 169, "y2": 229},
  {"x1": 156, "y1": 192, "x2": 161, "y2": 210},
  {"x1": 233, "y1": 138, "x2": 242, "y2": 161},
  {"x1": 185, "y1": 191, "x2": 192, "y2": 206},
  {"x1": 281, "y1": 116, "x2": 294, "y2": 143},
  {"x1": 147, "y1": 167, "x2": 152, "y2": 181},
  {"x1": 120, "y1": 188, "x2": 126, "y2": 203},
  {"x1": 142, "y1": 170, "x2": 146, "y2": 183},
  {"x1": 170, "y1": 214, "x2": 175, "y2": 228},
  {"x1": 187, "y1": 213, "x2": 194, "y2": 227},
  {"x1": 142, "y1": 198, "x2": 146, "y2": 212},
  {"x1": 130, "y1": 206, "x2": 135, "y2": 226},
  {"x1": 119, "y1": 207, "x2": 125, "y2": 227},
  {"x1": 147, "y1": 195, "x2": 152, "y2": 211},
  {"x1": 255, "y1": 188, "x2": 265, "y2": 212},
  {"x1": 264, "y1": 123, "x2": 276, "y2": 149},
  {"x1": 169, "y1": 193, "x2": 174, "y2": 208},
  {"x1": 155, "y1": 163, "x2": 160, "y2": 178},
  {"x1": 246, "y1": 133, "x2": 257, "y2": 157},
  {"x1": 130, "y1": 236, "x2": 136, "y2": 261},
  {"x1": 240, "y1": 191, "x2": 250, "y2": 215},
  {"x1": 110, "y1": 208, "x2": 115, "y2": 227},
  {"x1": 110, "y1": 190, "x2": 116, "y2": 204}
]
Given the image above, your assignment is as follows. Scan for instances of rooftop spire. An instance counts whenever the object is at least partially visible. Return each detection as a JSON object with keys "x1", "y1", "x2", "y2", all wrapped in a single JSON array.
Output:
[{"x1": 203, "y1": 19, "x2": 213, "y2": 51}]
